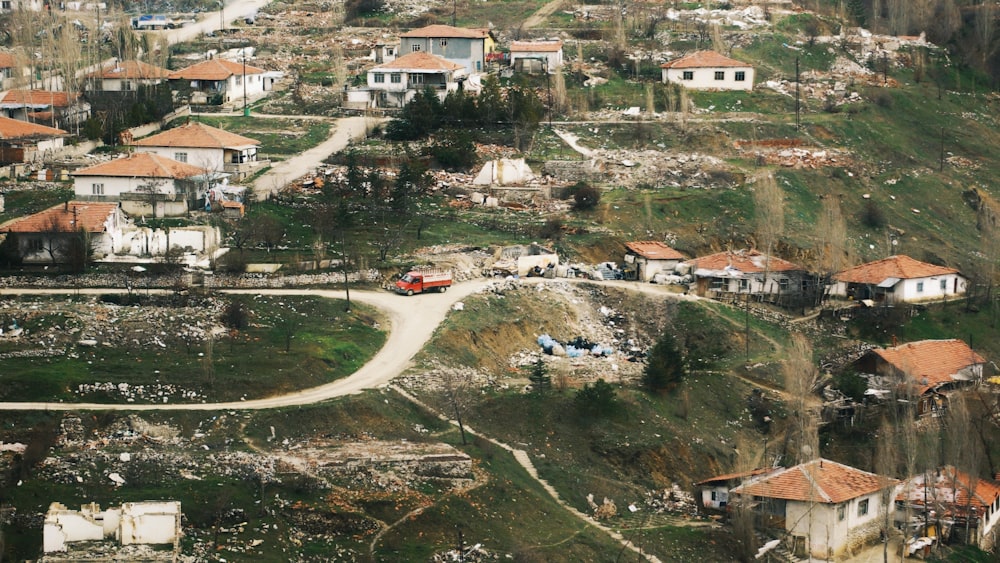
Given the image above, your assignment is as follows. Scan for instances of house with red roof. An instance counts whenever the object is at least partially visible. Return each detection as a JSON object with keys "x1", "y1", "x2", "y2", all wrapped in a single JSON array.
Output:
[
  {"x1": 84, "y1": 60, "x2": 172, "y2": 92},
  {"x1": 695, "y1": 467, "x2": 779, "y2": 511},
  {"x1": 895, "y1": 466, "x2": 1000, "y2": 551},
  {"x1": 0, "y1": 90, "x2": 91, "y2": 129},
  {"x1": 0, "y1": 115, "x2": 68, "y2": 164},
  {"x1": 830, "y1": 255, "x2": 966, "y2": 304},
  {"x1": 0, "y1": 202, "x2": 128, "y2": 264},
  {"x1": 623, "y1": 241, "x2": 685, "y2": 282},
  {"x1": 681, "y1": 249, "x2": 809, "y2": 299},
  {"x1": 169, "y1": 58, "x2": 271, "y2": 104},
  {"x1": 133, "y1": 121, "x2": 264, "y2": 180},
  {"x1": 730, "y1": 458, "x2": 895, "y2": 559},
  {"x1": 852, "y1": 339, "x2": 985, "y2": 415},
  {"x1": 509, "y1": 40, "x2": 563, "y2": 73},
  {"x1": 399, "y1": 24, "x2": 497, "y2": 74},
  {"x1": 0, "y1": 51, "x2": 26, "y2": 90},
  {"x1": 660, "y1": 50, "x2": 755, "y2": 91},
  {"x1": 356, "y1": 51, "x2": 466, "y2": 109},
  {"x1": 72, "y1": 153, "x2": 211, "y2": 217}
]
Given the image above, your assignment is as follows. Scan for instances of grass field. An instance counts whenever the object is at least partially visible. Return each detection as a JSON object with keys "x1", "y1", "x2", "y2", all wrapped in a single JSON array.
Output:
[{"x1": 188, "y1": 116, "x2": 331, "y2": 160}]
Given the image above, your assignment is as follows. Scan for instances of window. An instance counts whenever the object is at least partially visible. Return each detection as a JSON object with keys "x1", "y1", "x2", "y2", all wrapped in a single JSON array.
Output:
[
  {"x1": 682, "y1": 71, "x2": 693, "y2": 80},
  {"x1": 373, "y1": 73, "x2": 385, "y2": 83},
  {"x1": 715, "y1": 71, "x2": 725, "y2": 80},
  {"x1": 779, "y1": 278, "x2": 790, "y2": 290},
  {"x1": 27, "y1": 237, "x2": 43, "y2": 252},
  {"x1": 476, "y1": 60, "x2": 481, "y2": 71},
  {"x1": 940, "y1": 279, "x2": 948, "y2": 291},
  {"x1": 739, "y1": 278, "x2": 750, "y2": 292},
  {"x1": 837, "y1": 505, "x2": 845, "y2": 521},
  {"x1": 91, "y1": 183, "x2": 104, "y2": 195},
  {"x1": 235, "y1": 75, "x2": 242, "y2": 86},
  {"x1": 440, "y1": 39, "x2": 448, "y2": 47},
  {"x1": 411, "y1": 74, "x2": 423, "y2": 84},
  {"x1": 174, "y1": 152, "x2": 188, "y2": 163},
  {"x1": 412, "y1": 44, "x2": 421, "y2": 52},
  {"x1": 858, "y1": 498, "x2": 869, "y2": 516},
  {"x1": 711, "y1": 491, "x2": 717, "y2": 501},
  {"x1": 386, "y1": 48, "x2": 394, "y2": 56},
  {"x1": 390, "y1": 73, "x2": 401, "y2": 84},
  {"x1": 735, "y1": 71, "x2": 746, "y2": 81},
  {"x1": 917, "y1": 281, "x2": 924, "y2": 293}
]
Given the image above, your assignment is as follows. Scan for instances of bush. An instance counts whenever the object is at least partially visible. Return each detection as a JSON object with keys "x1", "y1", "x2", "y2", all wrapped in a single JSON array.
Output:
[
  {"x1": 575, "y1": 379, "x2": 619, "y2": 418},
  {"x1": 834, "y1": 372, "x2": 867, "y2": 402},
  {"x1": 537, "y1": 217, "x2": 564, "y2": 240},
  {"x1": 861, "y1": 199, "x2": 887, "y2": 229},
  {"x1": 571, "y1": 182, "x2": 601, "y2": 211},
  {"x1": 221, "y1": 300, "x2": 249, "y2": 330},
  {"x1": 872, "y1": 90, "x2": 893, "y2": 108},
  {"x1": 428, "y1": 130, "x2": 477, "y2": 171}
]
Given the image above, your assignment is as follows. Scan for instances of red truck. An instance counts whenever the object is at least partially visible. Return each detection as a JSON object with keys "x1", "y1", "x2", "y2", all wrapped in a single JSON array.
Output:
[{"x1": 395, "y1": 270, "x2": 452, "y2": 295}]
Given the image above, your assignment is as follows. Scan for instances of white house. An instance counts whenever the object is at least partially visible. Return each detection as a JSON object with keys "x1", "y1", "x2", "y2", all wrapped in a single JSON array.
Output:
[
  {"x1": 363, "y1": 51, "x2": 465, "y2": 108},
  {"x1": 623, "y1": 241, "x2": 685, "y2": 282},
  {"x1": 399, "y1": 24, "x2": 497, "y2": 75},
  {"x1": 72, "y1": 152, "x2": 211, "y2": 217},
  {"x1": 829, "y1": 255, "x2": 966, "y2": 304},
  {"x1": 84, "y1": 59, "x2": 172, "y2": 92},
  {"x1": 509, "y1": 40, "x2": 563, "y2": 73},
  {"x1": 660, "y1": 50, "x2": 754, "y2": 91},
  {"x1": 44, "y1": 501, "x2": 181, "y2": 554},
  {"x1": 895, "y1": 467, "x2": 1000, "y2": 552},
  {"x1": 169, "y1": 58, "x2": 270, "y2": 104},
  {"x1": 0, "y1": 201, "x2": 128, "y2": 263},
  {"x1": 0, "y1": 89, "x2": 92, "y2": 129},
  {"x1": 731, "y1": 458, "x2": 894, "y2": 559},
  {"x1": 682, "y1": 249, "x2": 808, "y2": 298},
  {"x1": 134, "y1": 121, "x2": 264, "y2": 181},
  {"x1": 695, "y1": 467, "x2": 778, "y2": 511},
  {"x1": 0, "y1": 115, "x2": 67, "y2": 164}
]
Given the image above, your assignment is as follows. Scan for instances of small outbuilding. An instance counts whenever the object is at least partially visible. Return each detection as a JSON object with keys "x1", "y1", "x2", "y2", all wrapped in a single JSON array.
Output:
[
  {"x1": 509, "y1": 40, "x2": 563, "y2": 73},
  {"x1": 623, "y1": 241, "x2": 685, "y2": 282}
]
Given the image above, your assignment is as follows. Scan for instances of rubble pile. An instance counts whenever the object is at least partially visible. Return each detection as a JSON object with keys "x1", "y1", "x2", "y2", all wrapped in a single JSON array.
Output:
[{"x1": 644, "y1": 484, "x2": 698, "y2": 516}]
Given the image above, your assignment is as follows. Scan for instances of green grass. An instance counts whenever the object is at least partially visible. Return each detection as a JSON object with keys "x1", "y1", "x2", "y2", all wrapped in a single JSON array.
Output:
[
  {"x1": 0, "y1": 295, "x2": 385, "y2": 403},
  {"x1": 186, "y1": 116, "x2": 331, "y2": 158},
  {"x1": 0, "y1": 186, "x2": 73, "y2": 225}
]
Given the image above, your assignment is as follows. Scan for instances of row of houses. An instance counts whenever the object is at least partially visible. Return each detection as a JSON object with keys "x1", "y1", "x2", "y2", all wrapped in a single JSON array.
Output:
[
  {"x1": 623, "y1": 241, "x2": 967, "y2": 305},
  {"x1": 697, "y1": 459, "x2": 1000, "y2": 559}
]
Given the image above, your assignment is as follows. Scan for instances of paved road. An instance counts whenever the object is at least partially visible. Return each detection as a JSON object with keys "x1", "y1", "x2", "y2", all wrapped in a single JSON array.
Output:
[{"x1": 158, "y1": 0, "x2": 272, "y2": 45}]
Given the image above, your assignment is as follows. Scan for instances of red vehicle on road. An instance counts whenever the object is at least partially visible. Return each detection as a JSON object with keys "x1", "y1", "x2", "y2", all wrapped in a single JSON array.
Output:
[{"x1": 395, "y1": 270, "x2": 452, "y2": 295}]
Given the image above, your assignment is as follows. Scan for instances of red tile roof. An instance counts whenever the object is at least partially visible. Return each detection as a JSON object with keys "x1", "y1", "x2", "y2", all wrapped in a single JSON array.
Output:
[
  {"x1": 897, "y1": 466, "x2": 1000, "y2": 515},
  {"x1": 373, "y1": 51, "x2": 464, "y2": 72},
  {"x1": 134, "y1": 121, "x2": 259, "y2": 149},
  {"x1": 86, "y1": 60, "x2": 172, "y2": 80},
  {"x1": 870, "y1": 339, "x2": 985, "y2": 394},
  {"x1": 400, "y1": 24, "x2": 491, "y2": 39},
  {"x1": 1, "y1": 90, "x2": 79, "y2": 108},
  {"x1": 1, "y1": 202, "x2": 121, "y2": 234},
  {"x1": 833, "y1": 255, "x2": 959, "y2": 284},
  {"x1": 696, "y1": 467, "x2": 778, "y2": 486},
  {"x1": 625, "y1": 241, "x2": 685, "y2": 261},
  {"x1": 0, "y1": 115, "x2": 67, "y2": 139},
  {"x1": 0, "y1": 52, "x2": 16, "y2": 69},
  {"x1": 732, "y1": 459, "x2": 890, "y2": 504},
  {"x1": 169, "y1": 58, "x2": 265, "y2": 81},
  {"x1": 687, "y1": 249, "x2": 805, "y2": 274},
  {"x1": 661, "y1": 50, "x2": 751, "y2": 69},
  {"x1": 510, "y1": 41, "x2": 563, "y2": 53},
  {"x1": 72, "y1": 153, "x2": 208, "y2": 179}
]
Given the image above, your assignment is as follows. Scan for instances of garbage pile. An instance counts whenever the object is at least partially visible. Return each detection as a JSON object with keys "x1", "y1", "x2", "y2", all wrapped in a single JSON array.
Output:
[{"x1": 537, "y1": 334, "x2": 612, "y2": 358}]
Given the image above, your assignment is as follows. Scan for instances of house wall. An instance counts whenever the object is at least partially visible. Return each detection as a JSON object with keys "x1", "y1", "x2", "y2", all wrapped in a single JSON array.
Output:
[
  {"x1": 97, "y1": 78, "x2": 164, "y2": 92},
  {"x1": 895, "y1": 275, "x2": 966, "y2": 302},
  {"x1": 136, "y1": 146, "x2": 222, "y2": 172},
  {"x1": 400, "y1": 37, "x2": 489, "y2": 74},
  {"x1": 121, "y1": 225, "x2": 221, "y2": 256},
  {"x1": 700, "y1": 486, "x2": 729, "y2": 509},
  {"x1": 785, "y1": 493, "x2": 882, "y2": 559},
  {"x1": 510, "y1": 50, "x2": 563, "y2": 71},
  {"x1": 695, "y1": 271, "x2": 806, "y2": 296},
  {"x1": 225, "y1": 72, "x2": 266, "y2": 103},
  {"x1": 662, "y1": 66, "x2": 754, "y2": 91},
  {"x1": 118, "y1": 501, "x2": 180, "y2": 545},
  {"x1": 43, "y1": 507, "x2": 106, "y2": 553},
  {"x1": 627, "y1": 256, "x2": 680, "y2": 282}
]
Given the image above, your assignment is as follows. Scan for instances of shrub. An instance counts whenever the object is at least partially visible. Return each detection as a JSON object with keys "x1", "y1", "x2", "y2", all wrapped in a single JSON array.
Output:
[
  {"x1": 834, "y1": 371, "x2": 868, "y2": 402},
  {"x1": 642, "y1": 332, "x2": 686, "y2": 393},
  {"x1": 575, "y1": 379, "x2": 619, "y2": 418},
  {"x1": 571, "y1": 182, "x2": 601, "y2": 211},
  {"x1": 537, "y1": 217, "x2": 564, "y2": 240},
  {"x1": 221, "y1": 300, "x2": 249, "y2": 330},
  {"x1": 861, "y1": 199, "x2": 887, "y2": 229},
  {"x1": 872, "y1": 90, "x2": 893, "y2": 108}
]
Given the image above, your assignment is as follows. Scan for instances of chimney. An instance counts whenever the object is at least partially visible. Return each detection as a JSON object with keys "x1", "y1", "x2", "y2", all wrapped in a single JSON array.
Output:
[{"x1": 891, "y1": 334, "x2": 898, "y2": 347}]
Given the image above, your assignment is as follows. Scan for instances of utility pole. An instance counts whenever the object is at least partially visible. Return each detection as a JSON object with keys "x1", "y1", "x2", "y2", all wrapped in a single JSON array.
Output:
[
  {"x1": 545, "y1": 59, "x2": 552, "y2": 129},
  {"x1": 341, "y1": 229, "x2": 350, "y2": 312},
  {"x1": 242, "y1": 50, "x2": 248, "y2": 117},
  {"x1": 939, "y1": 127, "x2": 945, "y2": 172}
]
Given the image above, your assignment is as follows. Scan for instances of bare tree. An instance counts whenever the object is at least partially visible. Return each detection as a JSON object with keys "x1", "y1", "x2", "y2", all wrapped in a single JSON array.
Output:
[
  {"x1": 783, "y1": 334, "x2": 820, "y2": 465},
  {"x1": 440, "y1": 368, "x2": 471, "y2": 445},
  {"x1": 976, "y1": 0, "x2": 997, "y2": 66},
  {"x1": 731, "y1": 435, "x2": 765, "y2": 562},
  {"x1": 753, "y1": 171, "x2": 784, "y2": 295},
  {"x1": 816, "y1": 195, "x2": 848, "y2": 302}
]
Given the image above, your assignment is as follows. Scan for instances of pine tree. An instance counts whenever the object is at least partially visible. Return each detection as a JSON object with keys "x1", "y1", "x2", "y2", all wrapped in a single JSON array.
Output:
[
  {"x1": 528, "y1": 359, "x2": 551, "y2": 393},
  {"x1": 642, "y1": 332, "x2": 686, "y2": 393}
]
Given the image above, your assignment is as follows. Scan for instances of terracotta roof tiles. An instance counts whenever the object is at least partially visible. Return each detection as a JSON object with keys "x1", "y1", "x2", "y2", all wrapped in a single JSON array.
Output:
[
  {"x1": 660, "y1": 50, "x2": 751, "y2": 69},
  {"x1": 86, "y1": 60, "x2": 172, "y2": 80},
  {"x1": 1, "y1": 202, "x2": 121, "y2": 234},
  {"x1": 72, "y1": 153, "x2": 208, "y2": 179},
  {"x1": 897, "y1": 466, "x2": 1000, "y2": 515},
  {"x1": 625, "y1": 241, "x2": 685, "y2": 261},
  {"x1": 732, "y1": 459, "x2": 889, "y2": 504},
  {"x1": 696, "y1": 467, "x2": 778, "y2": 486},
  {"x1": 510, "y1": 41, "x2": 563, "y2": 53},
  {"x1": 1, "y1": 90, "x2": 79, "y2": 108},
  {"x1": 134, "y1": 121, "x2": 259, "y2": 149},
  {"x1": 169, "y1": 58, "x2": 265, "y2": 81},
  {"x1": 833, "y1": 255, "x2": 959, "y2": 284},
  {"x1": 373, "y1": 51, "x2": 464, "y2": 72},
  {"x1": 686, "y1": 249, "x2": 805, "y2": 274},
  {"x1": 0, "y1": 115, "x2": 67, "y2": 139},
  {"x1": 870, "y1": 339, "x2": 985, "y2": 394},
  {"x1": 400, "y1": 24, "x2": 491, "y2": 39},
  {"x1": 0, "y1": 52, "x2": 16, "y2": 69}
]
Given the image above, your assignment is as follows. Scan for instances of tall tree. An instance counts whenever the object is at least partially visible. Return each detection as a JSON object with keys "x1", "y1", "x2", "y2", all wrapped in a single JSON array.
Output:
[
  {"x1": 783, "y1": 334, "x2": 820, "y2": 465},
  {"x1": 753, "y1": 171, "x2": 784, "y2": 294}
]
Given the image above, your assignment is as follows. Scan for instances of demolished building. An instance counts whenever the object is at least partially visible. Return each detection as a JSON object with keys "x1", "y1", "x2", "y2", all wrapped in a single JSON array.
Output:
[{"x1": 43, "y1": 500, "x2": 181, "y2": 560}]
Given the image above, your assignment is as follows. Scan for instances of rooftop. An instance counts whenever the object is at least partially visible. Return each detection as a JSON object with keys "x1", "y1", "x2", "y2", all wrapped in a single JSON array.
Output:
[
  {"x1": 0, "y1": 115, "x2": 67, "y2": 139},
  {"x1": 373, "y1": 51, "x2": 465, "y2": 72},
  {"x1": 1, "y1": 90, "x2": 79, "y2": 108},
  {"x1": 867, "y1": 339, "x2": 985, "y2": 394},
  {"x1": 686, "y1": 249, "x2": 805, "y2": 274},
  {"x1": 833, "y1": 255, "x2": 959, "y2": 284},
  {"x1": 732, "y1": 458, "x2": 890, "y2": 504},
  {"x1": 400, "y1": 24, "x2": 491, "y2": 39},
  {"x1": 1, "y1": 202, "x2": 121, "y2": 234},
  {"x1": 625, "y1": 241, "x2": 685, "y2": 261},
  {"x1": 72, "y1": 152, "x2": 208, "y2": 179},
  {"x1": 169, "y1": 58, "x2": 265, "y2": 81},
  {"x1": 134, "y1": 121, "x2": 259, "y2": 150},
  {"x1": 660, "y1": 50, "x2": 751, "y2": 69},
  {"x1": 86, "y1": 60, "x2": 172, "y2": 80},
  {"x1": 509, "y1": 41, "x2": 563, "y2": 53}
]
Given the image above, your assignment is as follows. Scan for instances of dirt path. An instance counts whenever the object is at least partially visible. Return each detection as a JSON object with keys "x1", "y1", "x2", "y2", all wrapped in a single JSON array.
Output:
[
  {"x1": 250, "y1": 116, "x2": 385, "y2": 199},
  {"x1": 552, "y1": 128, "x2": 595, "y2": 157},
  {"x1": 521, "y1": 0, "x2": 566, "y2": 29}
]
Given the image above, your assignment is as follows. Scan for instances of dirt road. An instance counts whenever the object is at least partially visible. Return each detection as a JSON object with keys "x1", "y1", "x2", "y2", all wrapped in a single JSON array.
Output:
[
  {"x1": 250, "y1": 116, "x2": 384, "y2": 199},
  {"x1": 522, "y1": 0, "x2": 566, "y2": 29},
  {"x1": 158, "y1": 0, "x2": 272, "y2": 45}
]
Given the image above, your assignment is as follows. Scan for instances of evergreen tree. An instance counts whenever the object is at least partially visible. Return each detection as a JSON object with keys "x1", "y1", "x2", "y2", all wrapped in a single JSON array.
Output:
[
  {"x1": 642, "y1": 332, "x2": 686, "y2": 393},
  {"x1": 528, "y1": 359, "x2": 551, "y2": 393}
]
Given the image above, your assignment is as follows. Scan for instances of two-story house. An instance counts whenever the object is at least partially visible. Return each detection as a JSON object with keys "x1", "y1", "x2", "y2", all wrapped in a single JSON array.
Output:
[
  {"x1": 169, "y1": 58, "x2": 269, "y2": 104},
  {"x1": 399, "y1": 24, "x2": 496, "y2": 75},
  {"x1": 364, "y1": 51, "x2": 465, "y2": 108},
  {"x1": 72, "y1": 152, "x2": 211, "y2": 217}
]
